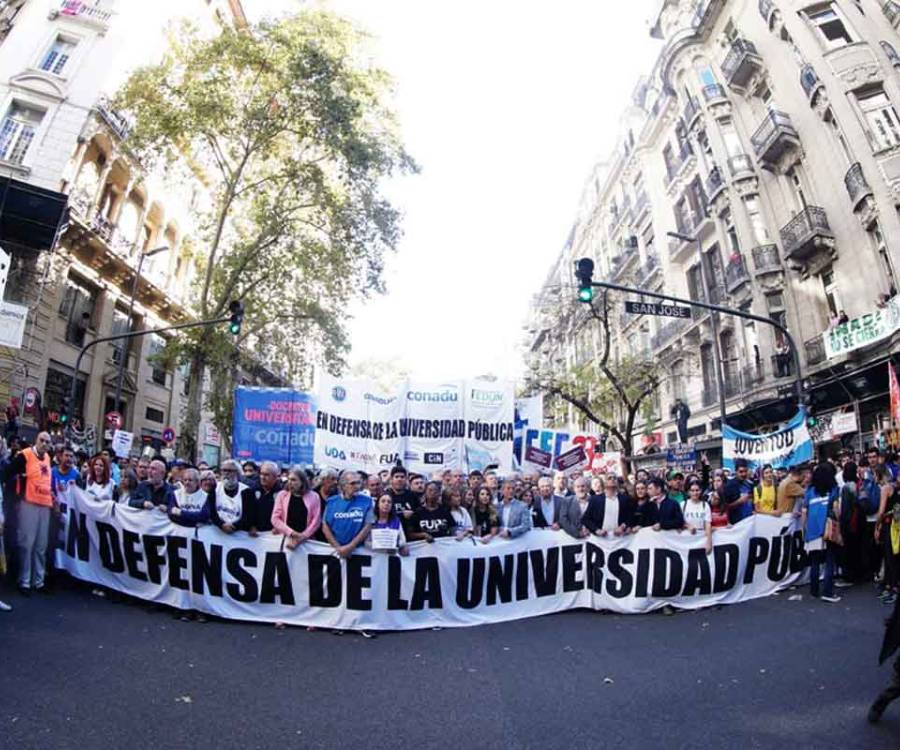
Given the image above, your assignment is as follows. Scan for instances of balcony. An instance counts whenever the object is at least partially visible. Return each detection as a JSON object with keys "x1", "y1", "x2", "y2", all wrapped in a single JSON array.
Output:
[
  {"x1": 665, "y1": 143, "x2": 695, "y2": 185},
  {"x1": 705, "y1": 166, "x2": 726, "y2": 202},
  {"x1": 727, "y1": 153, "x2": 754, "y2": 178},
  {"x1": 882, "y1": 40, "x2": 900, "y2": 68},
  {"x1": 799, "y1": 64, "x2": 823, "y2": 104},
  {"x1": 724, "y1": 254, "x2": 751, "y2": 294},
  {"x1": 805, "y1": 336, "x2": 826, "y2": 366},
  {"x1": 771, "y1": 352, "x2": 794, "y2": 379},
  {"x1": 610, "y1": 245, "x2": 639, "y2": 280},
  {"x1": 751, "y1": 244, "x2": 782, "y2": 274},
  {"x1": 702, "y1": 83, "x2": 727, "y2": 104},
  {"x1": 884, "y1": 1, "x2": 900, "y2": 29},
  {"x1": 633, "y1": 190, "x2": 650, "y2": 218},
  {"x1": 95, "y1": 97, "x2": 131, "y2": 141},
  {"x1": 636, "y1": 254, "x2": 660, "y2": 286},
  {"x1": 843, "y1": 162, "x2": 873, "y2": 211},
  {"x1": 651, "y1": 316, "x2": 692, "y2": 351},
  {"x1": 721, "y1": 39, "x2": 764, "y2": 90},
  {"x1": 54, "y1": 1, "x2": 113, "y2": 26},
  {"x1": 683, "y1": 96, "x2": 701, "y2": 127},
  {"x1": 750, "y1": 110, "x2": 800, "y2": 171},
  {"x1": 779, "y1": 206, "x2": 834, "y2": 264}
]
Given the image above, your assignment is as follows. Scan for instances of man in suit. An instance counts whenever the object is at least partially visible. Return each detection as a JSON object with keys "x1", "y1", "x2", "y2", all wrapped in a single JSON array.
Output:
[
  {"x1": 559, "y1": 476, "x2": 590, "y2": 539},
  {"x1": 496, "y1": 480, "x2": 532, "y2": 538},
  {"x1": 582, "y1": 476, "x2": 634, "y2": 537},
  {"x1": 532, "y1": 476, "x2": 561, "y2": 529},
  {"x1": 647, "y1": 476, "x2": 686, "y2": 531}
]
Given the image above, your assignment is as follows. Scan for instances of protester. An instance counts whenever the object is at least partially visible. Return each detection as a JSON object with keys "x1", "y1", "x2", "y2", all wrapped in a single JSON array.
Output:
[
  {"x1": 630, "y1": 480, "x2": 658, "y2": 530},
  {"x1": 366, "y1": 493, "x2": 409, "y2": 556},
  {"x1": 136, "y1": 456, "x2": 151, "y2": 482},
  {"x1": 444, "y1": 488, "x2": 473, "y2": 539},
  {"x1": 648, "y1": 477, "x2": 685, "y2": 531},
  {"x1": 131, "y1": 459, "x2": 176, "y2": 512},
  {"x1": 666, "y1": 471, "x2": 685, "y2": 505},
  {"x1": 802, "y1": 464, "x2": 841, "y2": 603},
  {"x1": 531, "y1": 476, "x2": 560, "y2": 530},
  {"x1": 316, "y1": 469, "x2": 339, "y2": 509},
  {"x1": 241, "y1": 461, "x2": 260, "y2": 490},
  {"x1": 168, "y1": 468, "x2": 210, "y2": 527},
  {"x1": 552, "y1": 470, "x2": 569, "y2": 499},
  {"x1": 209, "y1": 459, "x2": 254, "y2": 533},
  {"x1": 51, "y1": 445, "x2": 79, "y2": 500},
  {"x1": 6, "y1": 432, "x2": 54, "y2": 595},
  {"x1": 271, "y1": 468, "x2": 321, "y2": 549},
  {"x1": 752, "y1": 466, "x2": 778, "y2": 516},
  {"x1": 559, "y1": 476, "x2": 590, "y2": 538},
  {"x1": 776, "y1": 465, "x2": 805, "y2": 517},
  {"x1": 838, "y1": 462, "x2": 866, "y2": 585},
  {"x1": 408, "y1": 481, "x2": 455, "y2": 542},
  {"x1": 875, "y1": 465, "x2": 900, "y2": 605},
  {"x1": 199, "y1": 469, "x2": 217, "y2": 495},
  {"x1": 583, "y1": 476, "x2": 633, "y2": 537},
  {"x1": 723, "y1": 460, "x2": 754, "y2": 524},
  {"x1": 471, "y1": 486, "x2": 499, "y2": 543},
  {"x1": 250, "y1": 460, "x2": 282, "y2": 535},
  {"x1": 495, "y1": 479, "x2": 532, "y2": 539},
  {"x1": 682, "y1": 480, "x2": 712, "y2": 554},
  {"x1": 86, "y1": 453, "x2": 116, "y2": 502},
  {"x1": 869, "y1": 592, "x2": 900, "y2": 723},
  {"x1": 0, "y1": 482, "x2": 11, "y2": 611}
]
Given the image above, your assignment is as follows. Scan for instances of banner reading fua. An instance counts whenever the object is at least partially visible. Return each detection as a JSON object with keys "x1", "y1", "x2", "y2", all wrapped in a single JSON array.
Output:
[
  {"x1": 56, "y1": 486, "x2": 809, "y2": 631},
  {"x1": 313, "y1": 375, "x2": 514, "y2": 474}
]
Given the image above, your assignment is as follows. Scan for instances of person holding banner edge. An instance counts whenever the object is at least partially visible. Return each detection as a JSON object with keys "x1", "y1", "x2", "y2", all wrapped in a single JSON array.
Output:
[{"x1": 271, "y1": 468, "x2": 321, "y2": 550}]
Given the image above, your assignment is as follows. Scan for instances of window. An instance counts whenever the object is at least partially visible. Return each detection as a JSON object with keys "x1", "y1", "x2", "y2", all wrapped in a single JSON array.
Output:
[
  {"x1": 820, "y1": 267, "x2": 841, "y2": 317},
  {"x1": 109, "y1": 309, "x2": 133, "y2": 365},
  {"x1": 58, "y1": 276, "x2": 96, "y2": 346},
  {"x1": 705, "y1": 243, "x2": 725, "y2": 287},
  {"x1": 806, "y1": 4, "x2": 854, "y2": 50},
  {"x1": 686, "y1": 264, "x2": 705, "y2": 303},
  {"x1": 663, "y1": 143, "x2": 677, "y2": 179},
  {"x1": 0, "y1": 102, "x2": 43, "y2": 165},
  {"x1": 695, "y1": 64, "x2": 717, "y2": 88},
  {"x1": 671, "y1": 359, "x2": 685, "y2": 399},
  {"x1": 786, "y1": 167, "x2": 808, "y2": 211},
  {"x1": 719, "y1": 118, "x2": 744, "y2": 158},
  {"x1": 867, "y1": 221, "x2": 898, "y2": 291},
  {"x1": 700, "y1": 344, "x2": 716, "y2": 391},
  {"x1": 145, "y1": 406, "x2": 165, "y2": 424},
  {"x1": 147, "y1": 334, "x2": 168, "y2": 386},
  {"x1": 745, "y1": 196, "x2": 771, "y2": 244},
  {"x1": 39, "y1": 35, "x2": 76, "y2": 75},
  {"x1": 45, "y1": 364, "x2": 87, "y2": 423},
  {"x1": 855, "y1": 87, "x2": 900, "y2": 151},
  {"x1": 824, "y1": 108, "x2": 853, "y2": 163}
]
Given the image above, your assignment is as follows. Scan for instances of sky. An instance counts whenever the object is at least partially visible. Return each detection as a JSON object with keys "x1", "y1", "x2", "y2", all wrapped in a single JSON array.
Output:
[{"x1": 247, "y1": 1, "x2": 663, "y2": 382}]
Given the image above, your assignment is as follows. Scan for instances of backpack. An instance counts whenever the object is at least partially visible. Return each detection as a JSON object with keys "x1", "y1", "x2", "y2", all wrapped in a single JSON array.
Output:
[{"x1": 859, "y1": 477, "x2": 880, "y2": 516}]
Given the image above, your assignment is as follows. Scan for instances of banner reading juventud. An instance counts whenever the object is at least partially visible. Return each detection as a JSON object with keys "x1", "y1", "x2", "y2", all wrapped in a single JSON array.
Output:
[{"x1": 722, "y1": 408, "x2": 814, "y2": 471}]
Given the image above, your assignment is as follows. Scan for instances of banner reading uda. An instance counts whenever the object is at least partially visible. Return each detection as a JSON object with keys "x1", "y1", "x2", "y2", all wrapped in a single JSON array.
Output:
[
  {"x1": 56, "y1": 485, "x2": 809, "y2": 630},
  {"x1": 722, "y1": 408, "x2": 813, "y2": 471},
  {"x1": 232, "y1": 387, "x2": 316, "y2": 466},
  {"x1": 313, "y1": 375, "x2": 514, "y2": 474}
]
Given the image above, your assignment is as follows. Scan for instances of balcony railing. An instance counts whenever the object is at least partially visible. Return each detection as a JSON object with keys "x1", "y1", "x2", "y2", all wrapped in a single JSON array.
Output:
[
  {"x1": 881, "y1": 40, "x2": 900, "y2": 67},
  {"x1": 805, "y1": 336, "x2": 826, "y2": 366},
  {"x1": 633, "y1": 190, "x2": 650, "y2": 217},
  {"x1": 95, "y1": 97, "x2": 131, "y2": 141},
  {"x1": 721, "y1": 38, "x2": 763, "y2": 89},
  {"x1": 665, "y1": 142, "x2": 694, "y2": 184},
  {"x1": 724, "y1": 254, "x2": 750, "y2": 294},
  {"x1": 799, "y1": 64, "x2": 821, "y2": 101},
  {"x1": 750, "y1": 110, "x2": 800, "y2": 169},
  {"x1": 759, "y1": 0, "x2": 775, "y2": 22},
  {"x1": 727, "y1": 153, "x2": 754, "y2": 177},
  {"x1": 58, "y1": 1, "x2": 113, "y2": 23},
  {"x1": 637, "y1": 254, "x2": 659, "y2": 285},
  {"x1": 751, "y1": 244, "x2": 781, "y2": 274},
  {"x1": 779, "y1": 206, "x2": 833, "y2": 263},
  {"x1": 705, "y1": 165, "x2": 725, "y2": 201},
  {"x1": 884, "y1": 1, "x2": 900, "y2": 28},
  {"x1": 843, "y1": 162, "x2": 872, "y2": 210},
  {"x1": 702, "y1": 83, "x2": 727, "y2": 103},
  {"x1": 683, "y1": 96, "x2": 701, "y2": 125},
  {"x1": 651, "y1": 316, "x2": 692, "y2": 350}
]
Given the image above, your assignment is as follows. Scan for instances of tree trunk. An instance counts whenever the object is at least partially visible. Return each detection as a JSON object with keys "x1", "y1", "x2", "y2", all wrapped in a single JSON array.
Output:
[{"x1": 181, "y1": 349, "x2": 207, "y2": 464}]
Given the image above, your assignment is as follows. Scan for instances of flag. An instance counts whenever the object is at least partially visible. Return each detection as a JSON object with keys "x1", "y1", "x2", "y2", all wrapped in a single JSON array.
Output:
[{"x1": 890, "y1": 362, "x2": 900, "y2": 425}]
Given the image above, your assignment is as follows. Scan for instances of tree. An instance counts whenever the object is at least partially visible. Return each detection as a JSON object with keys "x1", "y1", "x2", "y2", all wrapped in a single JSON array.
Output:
[
  {"x1": 524, "y1": 289, "x2": 664, "y2": 467},
  {"x1": 115, "y1": 11, "x2": 417, "y2": 460}
]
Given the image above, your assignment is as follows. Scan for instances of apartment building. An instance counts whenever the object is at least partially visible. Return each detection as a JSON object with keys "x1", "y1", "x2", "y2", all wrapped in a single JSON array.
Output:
[
  {"x1": 526, "y1": 0, "x2": 900, "y2": 465},
  {"x1": 0, "y1": 0, "x2": 283, "y2": 465}
]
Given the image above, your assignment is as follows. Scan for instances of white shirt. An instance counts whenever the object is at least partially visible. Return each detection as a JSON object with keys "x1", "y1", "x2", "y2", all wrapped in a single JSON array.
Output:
[
  {"x1": 451, "y1": 507, "x2": 472, "y2": 531},
  {"x1": 87, "y1": 480, "x2": 116, "y2": 503},
  {"x1": 502, "y1": 503, "x2": 512, "y2": 529},
  {"x1": 683, "y1": 499, "x2": 711, "y2": 531},
  {"x1": 177, "y1": 488, "x2": 208, "y2": 513},
  {"x1": 215, "y1": 482, "x2": 247, "y2": 525},
  {"x1": 602, "y1": 495, "x2": 620, "y2": 531},
  {"x1": 541, "y1": 497, "x2": 555, "y2": 525}
]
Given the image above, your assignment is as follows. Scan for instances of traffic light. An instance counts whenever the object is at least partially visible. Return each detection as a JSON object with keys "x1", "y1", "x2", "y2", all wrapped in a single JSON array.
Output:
[
  {"x1": 802, "y1": 392, "x2": 817, "y2": 429},
  {"x1": 59, "y1": 395, "x2": 70, "y2": 425},
  {"x1": 575, "y1": 257, "x2": 595, "y2": 303},
  {"x1": 228, "y1": 300, "x2": 244, "y2": 336}
]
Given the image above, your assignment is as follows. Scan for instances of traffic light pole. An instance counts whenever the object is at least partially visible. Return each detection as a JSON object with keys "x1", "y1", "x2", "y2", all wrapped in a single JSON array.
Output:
[
  {"x1": 584, "y1": 277, "x2": 804, "y2": 414},
  {"x1": 64, "y1": 315, "x2": 231, "y2": 439}
]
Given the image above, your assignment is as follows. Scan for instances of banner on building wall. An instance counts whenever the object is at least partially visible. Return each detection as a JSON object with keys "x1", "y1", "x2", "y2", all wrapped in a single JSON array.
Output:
[
  {"x1": 722, "y1": 409, "x2": 814, "y2": 471},
  {"x1": 313, "y1": 376, "x2": 514, "y2": 474},
  {"x1": 232, "y1": 387, "x2": 316, "y2": 467},
  {"x1": 55, "y1": 485, "x2": 809, "y2": 630},
  {"x1": 0, "y1": 301, "x2": 27, "y2": 349},
  {"x1": 824, "y1": 295, "x2": 900, "y2": 359},
  {"x1": 808, "y1": 409, "x2": 858, "y2": 444},
  {"x1": 522, "y1": 428, "x2": 619, "y2": 475}
]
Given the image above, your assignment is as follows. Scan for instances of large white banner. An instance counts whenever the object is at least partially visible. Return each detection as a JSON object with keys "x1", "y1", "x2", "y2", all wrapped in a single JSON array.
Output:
[
  {"x1": 56, "y1": 486, "x2": 809, "y2": 630},
  {"x1": 314, "y1": 375, "x2": 514, "y2": 474}
]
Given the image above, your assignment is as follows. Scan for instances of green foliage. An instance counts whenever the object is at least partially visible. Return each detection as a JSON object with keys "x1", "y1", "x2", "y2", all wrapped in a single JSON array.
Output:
[{"x1": 113, "y1": 10, "x2": 417, "y2": 457}]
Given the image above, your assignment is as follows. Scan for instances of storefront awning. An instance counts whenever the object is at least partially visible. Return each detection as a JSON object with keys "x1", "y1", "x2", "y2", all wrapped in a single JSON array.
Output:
[{"x1": 0, "y1": 176, "x2": 69, "y2": 254}]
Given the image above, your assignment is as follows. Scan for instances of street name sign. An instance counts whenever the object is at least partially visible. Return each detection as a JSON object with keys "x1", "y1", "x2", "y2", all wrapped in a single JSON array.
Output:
[{"x1": 624, "y1": 300, "x2": 692, "y2": 318}]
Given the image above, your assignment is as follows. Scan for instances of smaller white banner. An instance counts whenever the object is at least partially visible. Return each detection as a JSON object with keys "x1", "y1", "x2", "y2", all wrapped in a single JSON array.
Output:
[
  {"x1": 111, "y1": 429, "x2": 134, "y2": 458},
  {"x1": 0, "y1": 301, "x2": 28, "y2": 349}
]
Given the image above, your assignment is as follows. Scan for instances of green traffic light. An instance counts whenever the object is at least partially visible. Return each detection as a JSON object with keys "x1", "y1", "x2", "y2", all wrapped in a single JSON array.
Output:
[
  {"x1": 578, "y1": 287, "x2": 593, "y2": 303},
  {"x1": 229, "y1": 323, "x2": 240, "y2": 335},
  {"x1": 59, "y1": 413, "x2": 68, "y2": 424}
]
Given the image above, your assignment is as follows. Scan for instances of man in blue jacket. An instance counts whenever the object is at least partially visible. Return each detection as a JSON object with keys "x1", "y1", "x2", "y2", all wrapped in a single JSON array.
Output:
[
  {"x1": 496, "y1": 479, "x2": 532, "y2": 539},
  {"x1": 647, "y1": 476, "x2": 685, "y2": 531}
]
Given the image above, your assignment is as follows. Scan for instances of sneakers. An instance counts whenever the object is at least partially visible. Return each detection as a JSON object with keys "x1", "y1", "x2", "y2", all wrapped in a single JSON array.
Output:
[
  {"x1": 360, "y1": 630, "x2": 377, "y2": 639},
  {"x1": 834, "y1": 580, "x2": 853, "y2": 589},
  {"x1": 0, "y1": 600, "x2": 11, "y2": 612},
  {"x1": 820, "y1": 594, "x2": 842, "y2": 603}
]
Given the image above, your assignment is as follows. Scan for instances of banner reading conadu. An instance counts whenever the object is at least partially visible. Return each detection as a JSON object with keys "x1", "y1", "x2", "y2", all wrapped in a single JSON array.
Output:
[
  {"x1": 313, "y1": 375, "x2": 514, "y2": 474},
  {"x1": 56, "y1": 486, "x2": 808, "y2": 630}
]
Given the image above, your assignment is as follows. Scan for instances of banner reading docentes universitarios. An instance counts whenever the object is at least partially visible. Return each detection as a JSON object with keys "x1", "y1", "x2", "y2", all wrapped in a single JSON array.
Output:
[
  {"x1": 56, "y1": 486, "x2": 808, "y2": 630},
  {"x1": 232, "y1": 387, "x2": 316, "y2": 466},
  {"x1": 313, "y1": 375, "x2": 514, "y2": 474},
  {"x1": 722, "y1": 409, "x2": 814, "y2": 471}
]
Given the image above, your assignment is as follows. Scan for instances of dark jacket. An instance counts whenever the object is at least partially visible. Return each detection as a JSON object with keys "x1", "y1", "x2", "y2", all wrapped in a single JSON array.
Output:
[
  {"x1": 531, "y1": 494, "x2": 562, "y2": 528},
  {"x1": 657, "y1": 495, "x2": 686, "y2": 530},
  {"x1": 130, "y1": 480, "x2": 176, "y2": 510},
  {"x1": 250, "y1": 481, "x2": 282, "y2": 532},
  {"x1": 582, "y1": 494, "x2": 634, "y2": 534},
  {"x1": 632, "y1": 499, "x2": 659, "y2": 528}
]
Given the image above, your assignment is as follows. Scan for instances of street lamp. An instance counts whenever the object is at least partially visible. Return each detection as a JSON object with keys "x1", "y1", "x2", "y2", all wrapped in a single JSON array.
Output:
[
  {"x1": 666, "y1": 229, "x2": 728, "y2": 432},
  {"x1": 112, "y1": 244, "x2": 169, "y2": 428}
]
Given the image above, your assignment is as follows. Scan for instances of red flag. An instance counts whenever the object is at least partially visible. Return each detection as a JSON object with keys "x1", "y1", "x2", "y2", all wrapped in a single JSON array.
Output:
[{"x1": 890, "y1": 362, "x2": 900, "y2": 425}]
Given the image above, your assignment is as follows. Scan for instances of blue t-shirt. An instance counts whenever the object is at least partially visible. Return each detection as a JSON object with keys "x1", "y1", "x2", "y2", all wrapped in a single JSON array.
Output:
[
  {"x1": 803, "y1": 489, "x2": 831, "y2": 542},
  {"x1": 52, "y1": 466, "x2": 80, "y2": 498},
  {"x1": 324, "y1": 493, "x2": 375, "y2": 545}
]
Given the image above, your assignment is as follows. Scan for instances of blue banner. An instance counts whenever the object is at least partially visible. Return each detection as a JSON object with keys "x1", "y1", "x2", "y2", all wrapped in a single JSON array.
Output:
[
  {"x1": 722, "y1": 408, "x2": 814, "y2": 471},
  {"x1": 232, "y1": 387, "x2": 316, "y2": 467}
]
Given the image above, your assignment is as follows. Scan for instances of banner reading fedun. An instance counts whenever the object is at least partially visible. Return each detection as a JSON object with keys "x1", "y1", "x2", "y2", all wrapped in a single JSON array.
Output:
[
  {"x1": 313, "y1": 375, "x2": 514, "y2": 474},
  {"x1": 57, "y1": 486, "x2": 809, "y2": 630}
]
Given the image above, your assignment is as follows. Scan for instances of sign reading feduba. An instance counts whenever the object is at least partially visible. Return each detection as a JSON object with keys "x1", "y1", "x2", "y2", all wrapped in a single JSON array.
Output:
[
  {"x1": 722, "y1": 408, "x2": 813, "y2": 471},
  {"x1": 314, "y1": 375, "x2": 514, "y2": 474}
]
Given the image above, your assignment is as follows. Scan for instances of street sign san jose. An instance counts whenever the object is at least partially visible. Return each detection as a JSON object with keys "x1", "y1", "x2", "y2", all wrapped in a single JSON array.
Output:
[{"x1": 624, "y1": 300, "x2": 692, "y2": 318}]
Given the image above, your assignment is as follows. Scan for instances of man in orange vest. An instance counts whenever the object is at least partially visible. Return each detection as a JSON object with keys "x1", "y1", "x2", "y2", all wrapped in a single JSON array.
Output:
[{"x1": 6, "y1": 431, "x2": 54, "y2": 595}]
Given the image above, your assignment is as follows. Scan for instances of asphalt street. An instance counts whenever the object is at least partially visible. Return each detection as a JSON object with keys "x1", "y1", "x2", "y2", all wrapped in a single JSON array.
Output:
[{"x1": 1, "y1": 579, "x2": 898, "y2": 750}]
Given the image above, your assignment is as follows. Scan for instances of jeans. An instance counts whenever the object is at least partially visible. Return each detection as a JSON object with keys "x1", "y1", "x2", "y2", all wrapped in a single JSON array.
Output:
[
  {"x1": 17, "y1": 501, "x2": 50, "y2": 589},
  {"x1": 809, "y1": 544, "x2": 836, "y2": 598}
]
